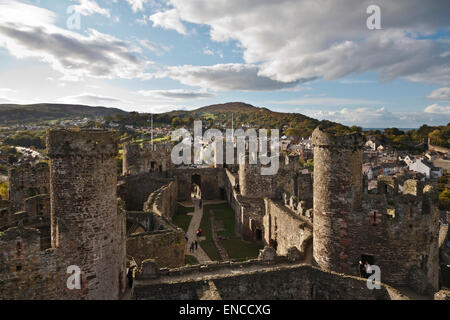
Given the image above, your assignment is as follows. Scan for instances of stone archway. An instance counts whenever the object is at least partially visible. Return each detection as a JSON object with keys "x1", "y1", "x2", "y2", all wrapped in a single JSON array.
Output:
[{"x1": 191, "y1": 174, "x2": 202, "y2": 200}]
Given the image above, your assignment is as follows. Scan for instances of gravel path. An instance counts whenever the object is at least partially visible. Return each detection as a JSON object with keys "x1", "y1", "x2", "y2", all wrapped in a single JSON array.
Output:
[{"x1": 185, "y1": 198, "x2": 212, "y2": 264}]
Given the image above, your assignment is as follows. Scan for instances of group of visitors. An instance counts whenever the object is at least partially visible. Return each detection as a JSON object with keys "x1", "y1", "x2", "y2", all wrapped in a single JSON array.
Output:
[
  {"x1": 186, "y1": 231, "x2": 201, "y2": 253},
  {"x1": 189, "y1": 240, "x2": 199, "y2": 253}
]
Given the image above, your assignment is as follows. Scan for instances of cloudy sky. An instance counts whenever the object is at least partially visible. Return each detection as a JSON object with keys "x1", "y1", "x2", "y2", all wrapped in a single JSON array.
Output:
[{"x1": 0, "y1": 0, "x2": 449, "y2": 127}]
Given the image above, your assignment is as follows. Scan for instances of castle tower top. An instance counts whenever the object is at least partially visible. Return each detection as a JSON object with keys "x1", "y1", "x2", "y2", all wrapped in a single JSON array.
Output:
[
  {"x1": 312, "y1": 127, "x2": 365, "y2": 150},
  {"x1": 46, "y1": 129, "x2": 118, "y2": 158}
]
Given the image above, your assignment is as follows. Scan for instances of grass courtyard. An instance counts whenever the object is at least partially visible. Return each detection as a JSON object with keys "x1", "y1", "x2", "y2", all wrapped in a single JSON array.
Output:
[
  {"x1": 200, "y1": 203, "x2": 263, "y2": 261},
  {"x1": 172, "y1": 204, "x2": 194, "y2": 232}
]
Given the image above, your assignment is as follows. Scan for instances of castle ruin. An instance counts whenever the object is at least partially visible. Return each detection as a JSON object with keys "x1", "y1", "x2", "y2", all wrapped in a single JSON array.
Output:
[{"x1": 0, "y1": 126, "x2": 447, "y2": 300}]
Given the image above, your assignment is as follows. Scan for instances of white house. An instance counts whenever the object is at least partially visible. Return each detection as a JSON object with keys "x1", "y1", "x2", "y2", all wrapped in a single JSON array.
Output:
[
  {"x1": 408, "y1": 158, "x2": 443, "y2": 179},
  {"x1": 399, "y1": 155, "x2": 415, "y2": 166}
]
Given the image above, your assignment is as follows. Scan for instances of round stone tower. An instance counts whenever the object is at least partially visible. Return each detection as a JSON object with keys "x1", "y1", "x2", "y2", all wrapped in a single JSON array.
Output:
[
  {"x1": 47, "y1": 129, "x2": 120, "y2": 300},
  {"x1": 312, "y1": 127, "x2": 365, "y2": 274}
]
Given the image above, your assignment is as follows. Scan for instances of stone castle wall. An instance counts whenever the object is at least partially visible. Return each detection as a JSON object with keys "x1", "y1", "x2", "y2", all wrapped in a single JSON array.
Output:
[
  {"x1": 233, "y1": 155, "x2": 308, "y2": 242},
  {"x1": 126, "y1": 211, "x2": 185, "y2": 268},
  {"x1": 134, "y1": 260, "x2": 407, "y2": 300},
  {"x1": 8, "y1": 162, "x2": 49, "y2": 214},
  {"x1": 356, "y1": 184, "x2": 440, "y2": 293},
  {"x1": 123, "y1": 141, "x2": 173, "y2": 176},
  {"x1": 47, "y1": 129, "x2": 123, "y2": 300},
  {"x1": 0, "y1": 227, "x2": 61, "y2": 300},
  {"x1": 118, "y1": 172, "x2": 173, "y2": 211},
  {"x1": 166, "y1": 168, "x2": 225, "y2": 201},
  {"x1": 238, "y1": 154, "x2": 302, "y2": 200},
  {"x1": 143, "y1": 181, "x2": 178, "y2": 219},
  {"x1": 236, "y1": 197, "x2": 265, "y2": 241},
  {"x1": 312, "y1": 127, "x2": 440, "y2": 294},
  {"x1": 263, "y1": 199, "x2": 313, "y2": 256},
  {"x1": 223, "y1": 168, "x2": 274, "y2": 242},
  {"x1": 1, "y1": 193, "x2": 50, "y2": 229},
  {"x1": 127, "y1": 229, "x2": 185, "y2": 268}
]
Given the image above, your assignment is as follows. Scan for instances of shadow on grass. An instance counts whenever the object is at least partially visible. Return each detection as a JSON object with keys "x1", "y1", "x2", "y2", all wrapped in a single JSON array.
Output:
[
  {"x1": 172, "y1": 204, "x2": 194, "y2": 232},
  {"x1": 200, "y1": 203, "x2": 263, "y2": 262}
]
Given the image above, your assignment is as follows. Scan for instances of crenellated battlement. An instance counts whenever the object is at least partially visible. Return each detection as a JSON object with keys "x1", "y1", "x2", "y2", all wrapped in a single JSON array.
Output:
[
  {"x1": 46, "y1": 129, "x2": 118, "y2": 158},
  {"x1": 312, "y1": 126, "x2": 366, "y2": 150},
  {"x1": 123, "y1": 141, "x2": 173, "y2": 175},
  {"x1": 8, "y1": 161, "x2": 49, "y2": 214},
  {"x1": 8, "y1": 161, "x2": 49, "y2": 175},
  {"x1": 0, "y1": 225, "x2": 63, "y2": 299},
  {"x1": 375, "y1": 174, "x2": 439, "y2": 215}
]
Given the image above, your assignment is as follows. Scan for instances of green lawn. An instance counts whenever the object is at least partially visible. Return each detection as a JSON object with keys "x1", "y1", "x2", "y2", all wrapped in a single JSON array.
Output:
[
  {"x1": 172, "y1": 204, "x2": 194, "y2": 232},
  {"x1": 185, "y1": 255, "x2": 199, "y2": 266},
  {"x1": 198, "y1": 204, "x2": 222, "y2": 261},
  {"x1": 201, "y1": 203, "x2": 263, "y2": 261},
  {"x1": 133, "y1": 136, "x2": 170, "y2": 146},
  {"x1": 152, "y1": 136, "x2": 170, "y2": 143},
  {"x1": 221, "y1": 238, "x2": 263, "y2": 261}
]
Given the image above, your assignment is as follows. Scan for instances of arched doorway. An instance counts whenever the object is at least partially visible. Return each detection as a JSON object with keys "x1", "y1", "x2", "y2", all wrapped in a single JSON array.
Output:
[{"x1": 191, "y1": 174, "x2": 202, "y2": 200}]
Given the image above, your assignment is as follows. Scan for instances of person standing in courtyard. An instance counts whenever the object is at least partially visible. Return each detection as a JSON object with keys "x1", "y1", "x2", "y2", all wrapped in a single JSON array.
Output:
[
  {"x1": 364, "y1": 261, "x2": 372, "y2": 278},
  {"x1": 358, "y1": 260, "x2": 366, "y2": 278},
  {"x1": 127, "y1": 266, "x2": 135, "y2": 289}
]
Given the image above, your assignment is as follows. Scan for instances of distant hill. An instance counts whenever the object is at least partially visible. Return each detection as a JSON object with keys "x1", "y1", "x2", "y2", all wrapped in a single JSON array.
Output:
[
  {"x1": 0, "y1": 101, "x2": 356, "y2": 139},
  {"x1": 107, "y1": 102, "x2": 353, "y2": 138},
  {"x1": 0, "y1": 103, "x2": 128, "y2": 124},
  {"x1": 193, "y1": 102, "x2": 271, "y2": 113},
  {"x1": 165, "y1": 102, "x2": 272, "y2": 116}
]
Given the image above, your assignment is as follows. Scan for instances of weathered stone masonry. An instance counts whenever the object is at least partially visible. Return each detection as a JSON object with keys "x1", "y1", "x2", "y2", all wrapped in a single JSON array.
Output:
[
  {"x1": 312, "y1": 127, "x2": 440, "y2": 294},
  {"x1": 8, "y1": 162, "x2": 49, "y2": 214},
  {"x1": 123, "y1": 141, "x2": 173, "y2": 176},
  {"x1": 1, "y1": 129, "x2": 126, "y2": 300},
  {"x1": 126, "y1": 211, "x2": 185, "y2": 268},
  {"x1": 47, "y1": 129, "x2": 125, "y2": 300},
  {"x1": 134, "y1": 258, "x2": 408, "y2": 300}
]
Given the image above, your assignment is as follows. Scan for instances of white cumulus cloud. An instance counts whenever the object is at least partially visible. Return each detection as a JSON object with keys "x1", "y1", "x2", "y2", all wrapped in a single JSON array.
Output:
[
  {"x1": 427, "y1": 87, "x2": 450, "y2": 101},
  {"x1": 60, "y1": 93, "x2": 122, "y2": 105},
  {"x1": 149, "y1": 9, "x2": 187, "y2": 35},
  {"x1": 0, "y1": 0, "x2": 153, "y2": 81},
  {"x1": 159, "y1": 0, "x2": 450, "y2": 86},
  {"x1": 138, "y1": 89, "x2": 214, "y2": 100},
  {"x1": 293, "y1": 106, "x2": 450, "y2": 127},
  {"x1": 125, "y1": 0, "x2": 148, "y2": 13},
  {"x1": 158, "y1": 63, "x2": 305, "y2": 91},
  {"x1": 424, "y1": 104, "x2": 450, "y2": 115},
  {"x1": 70, "y1": 0, "x2": 110, "y2": 17}
]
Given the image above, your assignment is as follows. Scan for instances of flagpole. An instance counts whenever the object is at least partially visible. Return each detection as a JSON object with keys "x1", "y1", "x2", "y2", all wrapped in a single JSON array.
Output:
[{"x1": 151, "y1": 114, "x2": 154, "y2": 150}]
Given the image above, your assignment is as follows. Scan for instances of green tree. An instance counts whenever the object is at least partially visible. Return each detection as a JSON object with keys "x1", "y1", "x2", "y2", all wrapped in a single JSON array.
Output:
[
  {"x1": 171, "y1": 117, "x2": 182, "y2": 127},
  {"x1": 0, "y1": 181, "x2": 8, "y2": 200},
  {"x1": 439, "y1": 189, "x2": 450, "y2": 211}
]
